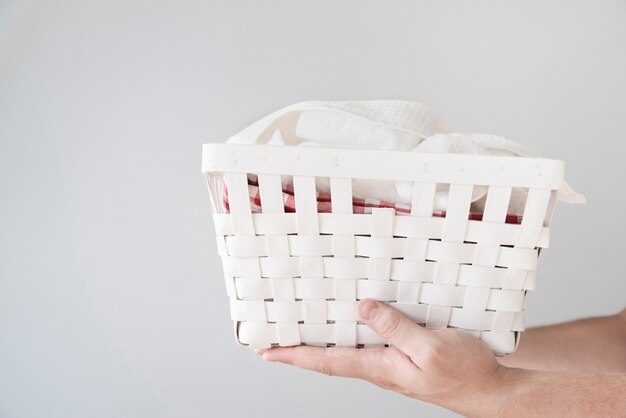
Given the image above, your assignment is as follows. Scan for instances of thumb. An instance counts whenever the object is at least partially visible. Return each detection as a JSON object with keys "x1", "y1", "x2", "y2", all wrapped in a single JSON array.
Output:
[{"x1": 357, "y1": 299, "x2": 434, "y2": 357}]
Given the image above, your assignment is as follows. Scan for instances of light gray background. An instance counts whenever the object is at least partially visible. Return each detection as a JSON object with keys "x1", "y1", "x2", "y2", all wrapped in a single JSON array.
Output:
[{"x1": 1, "y1": 1, "x2": 624, "y2": 417}]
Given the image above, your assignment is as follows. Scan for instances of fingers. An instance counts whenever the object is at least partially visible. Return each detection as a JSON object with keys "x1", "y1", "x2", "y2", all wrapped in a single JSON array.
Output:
[
  {"x1": 357, "y1": 299, "x2": 436, "y2": 359},
  {"x1": 262, "y1": 345, "x2": 385, "y2": 381}
]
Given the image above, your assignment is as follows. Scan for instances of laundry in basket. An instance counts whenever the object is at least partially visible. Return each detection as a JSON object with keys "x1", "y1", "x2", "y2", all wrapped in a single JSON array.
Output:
[{"x1": 202, "y1": 101, "x2": 584, "y2": 355}]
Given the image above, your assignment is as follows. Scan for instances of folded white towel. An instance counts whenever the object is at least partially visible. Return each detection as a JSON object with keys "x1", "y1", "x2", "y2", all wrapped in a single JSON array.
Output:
[{"x1": 227, "y1": 101, "x2": 585, "y2": 213}]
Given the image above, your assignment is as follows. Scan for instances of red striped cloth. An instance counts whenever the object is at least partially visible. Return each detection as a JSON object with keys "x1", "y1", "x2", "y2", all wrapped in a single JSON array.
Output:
[{"x1": 223, "y1": 175, "x2": 523, "y2": 224}]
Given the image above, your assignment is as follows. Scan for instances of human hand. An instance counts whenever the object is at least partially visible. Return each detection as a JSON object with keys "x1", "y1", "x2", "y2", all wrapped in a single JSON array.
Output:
[{"x1": 260, "y1": 299, "x2": 511, "y2": 417}]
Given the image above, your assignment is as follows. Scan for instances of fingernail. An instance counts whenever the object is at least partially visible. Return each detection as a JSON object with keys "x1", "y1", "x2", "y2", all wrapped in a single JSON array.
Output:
[
  {"x1": 262, "y1": 352, "x2": 275, "y2": 362},
  {"x1": 254, "y1": 348, "x2": 268, "y2": 355},
  {"x1": 358, "y1": 300, "x2": 379, "y2": 321}
]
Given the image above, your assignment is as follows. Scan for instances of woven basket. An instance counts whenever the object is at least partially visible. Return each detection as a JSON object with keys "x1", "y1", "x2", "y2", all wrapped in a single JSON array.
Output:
[{"x1": 202, "y1": 143, "x2": 564, "y2": 355}]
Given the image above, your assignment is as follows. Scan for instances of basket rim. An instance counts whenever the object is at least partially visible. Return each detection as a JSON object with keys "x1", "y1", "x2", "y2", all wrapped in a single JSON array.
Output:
[{"x1": 202, "y1": 143, "x2": 565, "y2": 189}]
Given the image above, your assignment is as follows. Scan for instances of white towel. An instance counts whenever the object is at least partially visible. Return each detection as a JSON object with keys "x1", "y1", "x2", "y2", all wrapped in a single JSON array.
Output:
[{"x1": 227, "y1": 101, "x2": 585, "y2": 213}]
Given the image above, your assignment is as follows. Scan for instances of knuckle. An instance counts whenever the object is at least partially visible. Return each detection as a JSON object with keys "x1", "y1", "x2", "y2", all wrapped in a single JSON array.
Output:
[
  {"x1": 317, "y1": 362, "x2": 334, "y2": 376},
  {"x1": 377, "y1": 312, "x2": 402, "y2": 340}
]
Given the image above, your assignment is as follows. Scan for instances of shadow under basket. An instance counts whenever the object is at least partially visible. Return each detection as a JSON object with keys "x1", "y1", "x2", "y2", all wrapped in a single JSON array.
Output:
[{"x1": 202, "y1": 143, "x2": 564, "y2": 356}]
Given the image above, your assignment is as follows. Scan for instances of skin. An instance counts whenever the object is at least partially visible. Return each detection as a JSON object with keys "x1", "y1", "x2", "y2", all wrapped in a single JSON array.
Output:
[{"x1": 259, "y1": 299, "x2": 626, "y2": 417}]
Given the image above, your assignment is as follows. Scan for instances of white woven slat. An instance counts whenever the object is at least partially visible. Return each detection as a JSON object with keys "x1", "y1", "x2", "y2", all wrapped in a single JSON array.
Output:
[
  {"x1": 391, "y1": 302, "x2": 430, "y2": 323},
  {"x1": 427, "y1": 241, "x2": 477, "y2": 264},
  {"x1": 271, "y1": 277, "x2": 295, "y2": 301},
  {"x1": 335, "y1": 321, "x2": 357, "y2": 346},
  {"x1": 516, "y1": 188, "x2": 552, "y2": 249},
  {"x1": 234, "y1": 277, "x2": 269, "y2": 299},
  {"x1": 357, "y1": 325, "x2": 386, "y2": 345},
  {"x1": 473, "y1": 185, "x2": 511, "y2": 268},
  {"x1": 293, "y1": 176, "x2": 320, "y2": 235},
  {"x1": 463, "y1": 286, "x2": 491, "y2": 311},
  {"x1": 403, "y1": 237, "x2": 429, "y2": 260},
  {"x1": 226, "y1": 235, "x2": 267, "y2": 257},
  {"x1": 304, "y1": 299, "x2": 327, "y2": 324},
  {"x1": 523, "y1": 270, "x2": 537, "y2": 290},
  {"x1": 356, "y1": 279, "x2": 399, "y2": 300},
  {"x1": 239, "y1": 258, "x2": 262, "y2": 280},
  {"x1": 448, "y1": 308, "x2": 494, "y2": 330},
  {"x1": 229, "y1": 299, "x2": 245, "y2": 321},
  {"x1": 295, "y1": 278, "x2": 334, "y2": 299},
  {"x1": 410, "y1": 182, "x2": 437, "y2": 217},
  {"x1": 288, "y1": 235, "x2": 333, "y2": 256},
  {"x1": 486, "y1": 289, "x2": 525, "y2": 312},
  {"x1": 390, "y1": 260, "x2": 436, "y2": 281},
  {"x1": 322, "y1": 258, "x2": 368, "y2": 279},
  {"x1": 257, "y1": 174, "x2": 285, "y2": 214},
  {"x1": 277, "y1": 323, "x2": 301, "y2": 346},
  {"x1": 259, "y1": 257, "x2": 300, "y2": 277},
  {"x1": 299, "y1": 256, "x2": 324, "y2": 278},
  {"x1": 432, "y1": 262, "x2": 460, "y2": 286},
  {"x1": 215, "y1": 235, "x2": 228, "y2": 256},
  {"x1": 237, "y1": 322, "x2": 276, "y2": 347},
  {"x1": 264, "y1": 235, "x2": 290, "y2": 256},
  {"x1": 244, "y1": 300, "x2": 267, "y2": 323},
  {"x1": 455, "y1": 265, "x2": 507, "y2": 288},
  {"x1": 327, "y1": 301, "x2": 360, "y2": 321},
  {"x1": 420, "y1": 283, "x2": 466, "y2": 306},
  {"x1": 212, "y1": 214, "x2": 232, "y2": 235},
  {"x1": 501, "y1": 269, "x2": 528, "y2": 291},
  {"x1": 224, "y1": 275, "x2": 236, "y2": 298},
  {"x1": 266, "y1": 301, "x2": 304, "y2": 322},
  {"x1": 400, "y1": 185, "x2": 434, "y2": 304},
  {"x1": 319, "y1": 213, "x2": 373, "y2": 235},
  {"x1": 496, "y1": 247, "x2": 538, "y2": 270},
  {"x1": 356, "y1": 236, "x2": 405, "y2": 258},
  {"x1": 329, "y1": 177, "x2": 358, "y2": 341},
  {"x1": 442, "y1": 184, "x2": 473, "y2": 243},
  {"x1": 512, "y1": 311, "x2": 525, "y2": 331},
  {"x1": 216, "y1": 213, "x2": 550, "y2": 248},
  {"x1": 299, "y1": 324, "x2": 333, "y2": 343},
  {"x1": 223, "y1": 173, "x2": 255, "y2": 236},
  {"x1": 330, "y1": 177, "x2": 353, "y2": 213},
  {"x1": 491, "y1": 311, "x2": 516, "y2": 332},
  {"x1": 543, "y1": 189, "x2": 559, "y2": 227},
  {"x1": 396, "y1": 281, "x2": 422, "y2": 304},
  {"x1": 222, "y1": 174, "x2": 263, "y2": 285},
  {"x1": 332, "y1": 235, "x2": 355, "y2": 258},
  {"x1": 465, "y1": 222, "x2": 550, "y2": 249},
  {"x1": 335, "y1": 278, "x2": 357, "y2": 300},
  {"x1": 426, "y1": 305, "x2": 453, "y2": 329},
  {"x1": 483, "y1": 186, "x2": 512, "y2": 223},
  {"x1": 253, "y1": 213, "x2": 299, "y2": 235},
  {"x1": 391, "y1": 216, "x2": 445, "y2": 238},
  {"x1": 472, "y1": 244, "x2": 500, "y2": 268}
]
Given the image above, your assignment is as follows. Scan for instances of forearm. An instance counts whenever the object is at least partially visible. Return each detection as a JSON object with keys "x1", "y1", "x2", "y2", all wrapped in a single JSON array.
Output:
[
  {"x1": 498, "y1": 309, "x2": 626, "y2": 372},
  {"x1": 489, "y1": 368, "x2": 626, "y2": 417},
  {"x1": 435, "y1": 368, "x2": 626, "y2": 417}
]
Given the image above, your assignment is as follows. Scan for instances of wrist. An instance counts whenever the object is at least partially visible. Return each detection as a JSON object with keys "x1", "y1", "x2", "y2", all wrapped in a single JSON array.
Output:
[{"x1": 436, "y1": 365, "x2": 531, "y2": 418}]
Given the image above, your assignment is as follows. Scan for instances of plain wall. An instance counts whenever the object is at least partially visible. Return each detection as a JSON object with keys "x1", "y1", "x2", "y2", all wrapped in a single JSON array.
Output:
[{"x1": 1, "y1": 1, "x2": 624, "y2": 417}]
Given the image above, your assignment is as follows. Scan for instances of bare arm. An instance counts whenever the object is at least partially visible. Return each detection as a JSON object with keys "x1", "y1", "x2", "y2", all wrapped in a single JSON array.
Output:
[
  {"x1": 499, "y1": 309, "x2": 626, "y2": 372},
  {"x1": 261, "y1": 300, "x2": 626, "y2": 417},
  {"x1": 493, "y1": 368, "x2": 626, "y2": 417}
]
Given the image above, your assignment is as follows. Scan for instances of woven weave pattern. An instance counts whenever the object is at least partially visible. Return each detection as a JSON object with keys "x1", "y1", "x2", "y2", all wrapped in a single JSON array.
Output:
[{"x1": 203, "y1": 144, "x2": 562, "y2": 355}]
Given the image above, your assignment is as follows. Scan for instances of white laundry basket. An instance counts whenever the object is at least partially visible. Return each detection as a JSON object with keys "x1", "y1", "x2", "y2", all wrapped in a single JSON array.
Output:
[{"x1": 202, "y1": 143, "x2": 564, "y2": 355}]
